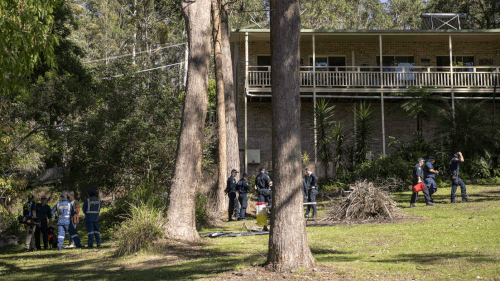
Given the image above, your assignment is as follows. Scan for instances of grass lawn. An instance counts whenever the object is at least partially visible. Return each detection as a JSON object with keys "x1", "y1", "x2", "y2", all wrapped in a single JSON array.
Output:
[{"x1": 1, "y1": 184, "x2": 499, "y2": 280}]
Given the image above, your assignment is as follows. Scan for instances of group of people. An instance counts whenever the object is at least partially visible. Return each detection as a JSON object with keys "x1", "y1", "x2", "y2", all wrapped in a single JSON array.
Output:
[
  {"x1": 226, "y1": 167, "x2": 273, "y2": 221},
  {"x1": 24, "y1": 189, "x2": 103, "y2": 251},
  {"x1": 226, "y1": 166, "x2": 319, "y2": 220},
  {"x1": 410, "y1": 151, "x2": 469, "y2": 207}
]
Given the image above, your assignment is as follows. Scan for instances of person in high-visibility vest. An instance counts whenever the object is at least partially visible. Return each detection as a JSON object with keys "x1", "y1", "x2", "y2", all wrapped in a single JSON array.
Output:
[{"x1": 82, "y1": 189, "x2": 102, "y2": 248}]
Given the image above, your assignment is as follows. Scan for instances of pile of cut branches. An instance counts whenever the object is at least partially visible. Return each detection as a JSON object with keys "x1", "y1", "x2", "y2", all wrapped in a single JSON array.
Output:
[{"x1": 323, "y1": 180, "x2": 403, "y2": 222}]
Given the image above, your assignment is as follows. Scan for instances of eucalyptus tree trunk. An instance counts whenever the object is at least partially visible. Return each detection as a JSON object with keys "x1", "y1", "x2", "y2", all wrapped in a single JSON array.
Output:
[
  {"x1": 267, "y1": 0, "x2": 315, "y2": 272},
  {"x1": 220, "y1": 0, "x2": 240, "y2": 175},
  {"x1": 164, "y1": 0, "x2": 211, "y2": 242},
  {"x1": 210, "y1": 0, "x2": 228, "y2": 216}
]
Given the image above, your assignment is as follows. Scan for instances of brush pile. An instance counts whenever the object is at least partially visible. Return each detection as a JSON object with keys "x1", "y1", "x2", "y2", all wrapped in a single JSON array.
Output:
[{"x1": 324, "y1": 180, "x2": 402, "y2": 222}]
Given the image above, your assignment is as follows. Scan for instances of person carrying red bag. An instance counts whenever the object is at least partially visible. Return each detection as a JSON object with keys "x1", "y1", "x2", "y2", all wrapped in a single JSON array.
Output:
[{"x1": 410, "y1": 158, "x2": 434, "y2": 208}]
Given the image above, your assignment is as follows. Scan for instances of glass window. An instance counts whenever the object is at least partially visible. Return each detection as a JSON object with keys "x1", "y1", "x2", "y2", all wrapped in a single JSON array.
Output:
[
  {"x1": 257, "y1": 56, "x2": 271, "y2": 71},
  {"x1": 376, "y1": 56, "x2": 415, "y2": 72},
  {"x1": 309, "y1": 56, "x2": 345, "y2": 71},
  {"x1": 436, "y1": 56, "x2": 474, "y2": 72}
]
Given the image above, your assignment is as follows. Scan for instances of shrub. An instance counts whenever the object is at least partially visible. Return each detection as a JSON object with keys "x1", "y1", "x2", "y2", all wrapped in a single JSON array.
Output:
[
  {"x1": 195, "y1": 192, "x2": 210, "y2": 228},
  {"x1": 113, "y1": 201, "x2": 164, "y2": 256}
]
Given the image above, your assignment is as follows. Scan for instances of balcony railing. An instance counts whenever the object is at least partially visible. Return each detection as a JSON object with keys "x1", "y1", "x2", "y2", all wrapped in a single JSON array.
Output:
[{"x1": 248, "y1": 66, "x2": 500, "y2": 89}]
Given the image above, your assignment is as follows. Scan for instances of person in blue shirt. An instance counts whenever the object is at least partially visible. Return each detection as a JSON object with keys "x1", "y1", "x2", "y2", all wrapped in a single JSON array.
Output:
[
  {"x1": 450, "y1": 152, "x2": 469, "y2": 203},
  {"x1": 51, "y1": 193, "x2": 82, "y2": 250},
  {"x1": 83, "y1": 189, "x2": 103, "y2": 248},
  {"x1": 410, "y1": 158, "x2": 434, "y2": 207},
  {"x1": 423, "y1": 156, "x2": 440, "y2": 202}
]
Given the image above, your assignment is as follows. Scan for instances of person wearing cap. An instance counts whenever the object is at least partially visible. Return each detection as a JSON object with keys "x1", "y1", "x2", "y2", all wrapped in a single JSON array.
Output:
[
  {"x1": 225, "y1": 169, "x2": 240, "y2": 221},
  {"x1": 424, "y1": 156, "x2": 440, "y2": 202},
  {"x1": 410, "y1": 158, "x2": 433, "y2": 208},
  {"x1": 83, "y1": 189, "x2": 103, "y2": 248},
  {"x1": 450, "y1": 152, "x2": 469, "y2": 203},
  {"x1": 23, "y1": 194, "x2": 37, "y2": 252},
  {"x1": 66, "y1": 191, "x2": 81, "y2": 248},
  {"x1": 35, "y1": 196, "x2": 52, "y2": 250},
  {"x1": 255, "y1": 167, "x2": 272, "y2": 206},
  {"x1": 51, "y1": 193, "x2": 80, "y2": 250},
  {"x1": 304, "y1": 168, "x2": 319, "y2": 218},
  {"x1": 237, "y1": 173, "x2": 250, "y2": 221}
]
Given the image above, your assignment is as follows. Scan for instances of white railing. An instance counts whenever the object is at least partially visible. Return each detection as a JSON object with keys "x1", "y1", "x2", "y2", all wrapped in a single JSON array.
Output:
[{"x1": 247, "y1": 66, "x2": 500, "y2": 89}]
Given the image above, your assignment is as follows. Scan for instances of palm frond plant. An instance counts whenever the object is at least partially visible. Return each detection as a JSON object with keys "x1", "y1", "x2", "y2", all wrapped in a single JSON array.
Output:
[
  {"x1": 332, "y1": 122, "x2": 347, "y2": 181},
  {"x1": 435, "y1": 100, "x2": 494, "y2": 175},
  {"x1": 354, "y1": 101, "x2": 374, "y2": 165},
  {"x1": 390, "y1": 87, "x2": 446, "y2": 141},
  {"x1": 314, "y1": 99, "x2": 335, "y2": 178}
]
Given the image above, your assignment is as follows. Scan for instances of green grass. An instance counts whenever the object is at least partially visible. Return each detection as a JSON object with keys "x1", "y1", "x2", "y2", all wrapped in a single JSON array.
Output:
[{"x1": 1, "y1": 185, "x2": 500, "y2": 280}]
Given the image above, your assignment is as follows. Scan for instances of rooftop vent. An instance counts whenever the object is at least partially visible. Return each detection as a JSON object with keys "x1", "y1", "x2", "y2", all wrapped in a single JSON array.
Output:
[{"x1": 420, "y1": 13, "x2": 467, "y2": 30}]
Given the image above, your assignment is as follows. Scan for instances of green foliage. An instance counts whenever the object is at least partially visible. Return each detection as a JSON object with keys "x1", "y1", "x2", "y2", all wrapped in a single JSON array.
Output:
[
  {"x1": 314, "y1": 99, "x2": 335, "y2": 176},
  {"x1": 113, "y1": 201, "x2": 164, "y2": 256},
  {"x1": 426, "y1": 0, "x2": 500, "y2": 29},
  {"x1": 391, "y1": 88, "x2": 446, "y2": 140},
  {"x1": 435, "y1": 101, "x2": 495, "y2": 175},
  {"x1": 195, "y1": 192, "x2": 210, "y2": 228},
  {"x1": 301, "y1": 151, "x2": 311, "y2": 167},
  {"x1": 0, "y1": 0, "x2": 59, "y2": 94},
  {"x1": 354, "y1": 101, "x2": 374, "y2": 164},
  {"x1": 332, "y1": 122, "x2": 347, "y2": 181}
]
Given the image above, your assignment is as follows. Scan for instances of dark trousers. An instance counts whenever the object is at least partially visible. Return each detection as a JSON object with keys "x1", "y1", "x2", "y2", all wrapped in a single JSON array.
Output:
[
  {"x1": 425, "y1": 178, "x2": 438, "y2": 196},
  {"x1": 305, "y1": 188, "x2": 318, "y2": 216},
  {"x1": 257, "y1": 189, "x2": 272, "y2": 205},
  {"x1": 86, "y1": 221, "x2": 102, "y2": 248},
  {"x1": 35, "y1": 221, "x2": 48, "y2": 250},
  {"x1": 228, "y1": 192, "x2": 239, "y2": 219},
  {"x1": 238, "y1": 193, "x2": 247, "y2": 219},
  {"x1": 451, "y1": 178, "x2": 467, "y2": 200},
  {"x1": 410, "y1": 187, "x2": 431, "y2": 204},
  {"x1": 68, "y1": 222, "x2": 82, "y2": 247}
]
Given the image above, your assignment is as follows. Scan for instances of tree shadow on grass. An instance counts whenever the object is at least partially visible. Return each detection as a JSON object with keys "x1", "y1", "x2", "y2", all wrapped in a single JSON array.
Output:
[
  {"x1": 0, "y1": 242, "x2": 263, "y2": 281},
  {"x1": 370, "y1": 252, "x2": 497, "y2": 265},
  {"x1": 310, "y1": 247, "x2": 356, "y2": 263},
  {"x1": 392, "y1": 187, "x2": 500, "y2": 207}
]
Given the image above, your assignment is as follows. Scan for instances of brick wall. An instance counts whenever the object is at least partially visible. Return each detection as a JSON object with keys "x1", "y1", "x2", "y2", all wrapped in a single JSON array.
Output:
[{"x1": 231, "y1": 37, "x2": 500, "y2": 177}]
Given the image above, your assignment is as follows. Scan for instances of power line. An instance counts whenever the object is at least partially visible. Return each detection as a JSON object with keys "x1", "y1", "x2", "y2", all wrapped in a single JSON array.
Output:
[
  {"x1": 84, "y1": 42, "x2": 187, "y2": 64},
  {"x1": 105, "y1": 62, "x2": 185, "y2": 78}
]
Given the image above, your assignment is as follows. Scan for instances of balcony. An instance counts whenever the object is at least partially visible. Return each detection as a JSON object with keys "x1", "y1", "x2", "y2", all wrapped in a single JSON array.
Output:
[{"x1": 247, "y1": 66, "x2": 500, "y2": 93}]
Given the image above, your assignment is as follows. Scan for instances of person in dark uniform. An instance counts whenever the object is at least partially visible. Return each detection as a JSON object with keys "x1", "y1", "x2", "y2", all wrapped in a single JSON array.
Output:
[
  {"x1": 225, "y1": 169, "x2": 240, "y2": 221},
  {"x1": 254, "y1": 167, "x2": 272, "y2": 206},
  {"x1": 304, "y1": 168, "x2": 318, "y2": 218},
  {"x1": 424, "y1": 156, "x2": 440, "y2": 202},
  {"x1": 410, "y1": 158, "x2": 434, "y2": 208},
  {"x1": 302, "y1": 176, "x2": 308, "y2": 202},
  {"x1": 35, "y1": 196, "x2": 52, "y2": 250},
  {"x1": 237, "y1": 173, "x2": 250, "y2": 221},
  {"x1": 450, "y1": 152, "x2": 469, "y2": 203}
]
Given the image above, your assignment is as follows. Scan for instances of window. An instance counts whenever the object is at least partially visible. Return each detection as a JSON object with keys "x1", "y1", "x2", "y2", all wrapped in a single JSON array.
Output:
[
  {"x1": 436, "y1": 56, "x2": 474, "y2": 72},
  {"x1": 376, "y1": 56, "x2": 415, "y2": 71},
  {"x1": 309, "y1": 56, "x2": 346, "y2": 71},
  {"x1": 257, "y1": 56, "x2": 271, "y2": 71}
]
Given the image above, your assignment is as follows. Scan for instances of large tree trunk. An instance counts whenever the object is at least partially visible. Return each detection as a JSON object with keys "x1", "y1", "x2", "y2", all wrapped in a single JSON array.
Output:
[
  {"x1": 164, "y1": 0, "x2": 211, "y2": 243},
  {"x1": 267, "y1": 0, "x2": 315, "y2": 272},
  {"x1": 221, "y1": 0, "x2": 240, "y2": 174},
  {"x1": 210, "y1": 0, "x2": 228, "y2": 216}
]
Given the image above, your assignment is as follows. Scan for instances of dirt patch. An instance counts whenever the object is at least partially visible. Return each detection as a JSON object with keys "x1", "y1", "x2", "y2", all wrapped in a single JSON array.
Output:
[{"x1": 208, "y1": 264, "x2": 376, "y2": 280}]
